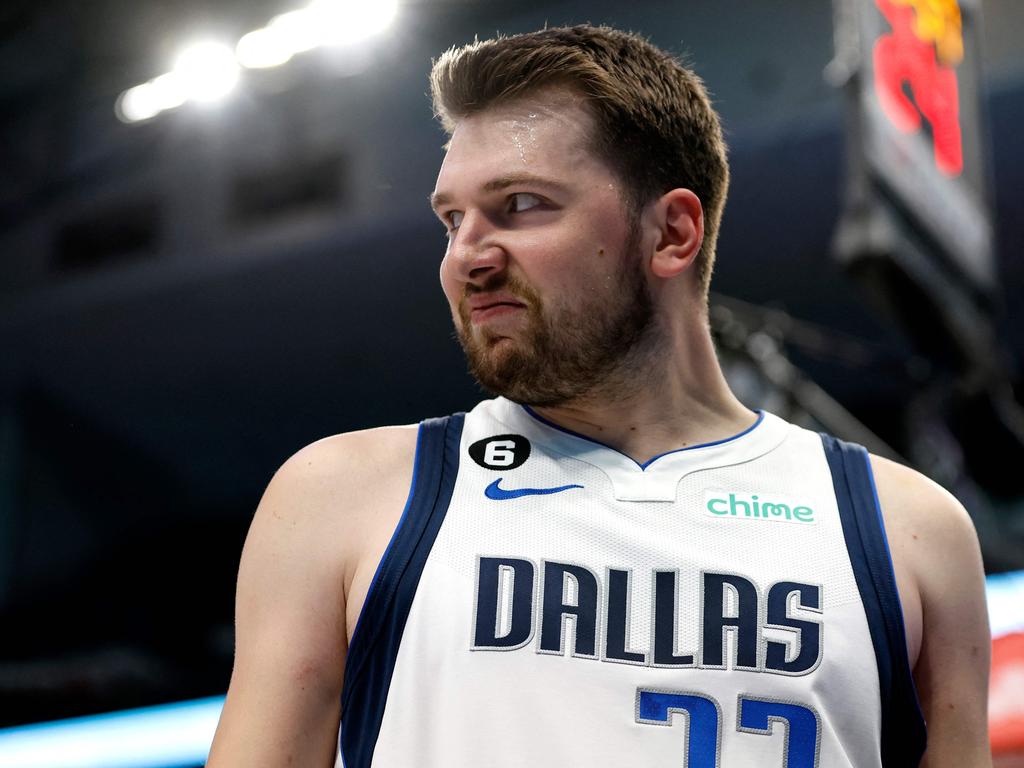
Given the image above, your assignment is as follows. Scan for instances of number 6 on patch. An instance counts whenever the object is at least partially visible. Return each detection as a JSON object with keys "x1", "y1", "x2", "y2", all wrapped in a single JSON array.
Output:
[{"x1": 636, "y1": 688, "x2": 821, "y2": 768}]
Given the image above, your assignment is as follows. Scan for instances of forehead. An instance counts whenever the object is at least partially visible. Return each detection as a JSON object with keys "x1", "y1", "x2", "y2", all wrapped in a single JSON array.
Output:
[{"x1": 432, "y1": 92, "x2": 614, "y2": 201}]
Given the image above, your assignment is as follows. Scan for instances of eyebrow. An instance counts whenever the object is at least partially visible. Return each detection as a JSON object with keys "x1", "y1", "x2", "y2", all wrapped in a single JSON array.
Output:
[{"x1": 428, "y1": 173, "x2": 569, "y2": 212}]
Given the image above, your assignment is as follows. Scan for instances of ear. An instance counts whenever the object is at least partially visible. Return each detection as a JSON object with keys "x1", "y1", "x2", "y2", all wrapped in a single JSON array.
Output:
[{"x1": 649, "y1": 189, "x2": 704, "y2": 279}]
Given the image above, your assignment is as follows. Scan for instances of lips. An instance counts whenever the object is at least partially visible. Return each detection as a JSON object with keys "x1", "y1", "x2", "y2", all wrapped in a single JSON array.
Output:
[
  {"x1": 469, "y1": 303, "x2": 525, "y2": 323},
  {"x1": 465, "y1": 294, "x2": 526, "y2": 323},
  {"x1": 466, "y1": 294, "x2": 525, "y2": 311}
]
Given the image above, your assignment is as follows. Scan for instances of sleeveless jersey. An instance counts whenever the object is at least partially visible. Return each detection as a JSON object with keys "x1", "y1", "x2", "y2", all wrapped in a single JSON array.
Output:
[{"x1": 339, "y1": 397, "x2": 926, "y2": 767}]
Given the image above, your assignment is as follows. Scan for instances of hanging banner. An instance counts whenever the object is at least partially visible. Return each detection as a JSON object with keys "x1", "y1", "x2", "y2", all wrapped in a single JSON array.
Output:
[{"x1": 832, "y1": 0, "x2": 995, "y2": 294}]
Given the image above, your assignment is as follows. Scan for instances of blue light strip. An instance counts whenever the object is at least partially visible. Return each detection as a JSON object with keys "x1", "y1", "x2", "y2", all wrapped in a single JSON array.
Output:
[
  {"x1": 987, "y1": 569, "x2": 1024, "y2": 638},
  {"x1": 0, "y1": 695, "x2": 224, "y2": 768}
]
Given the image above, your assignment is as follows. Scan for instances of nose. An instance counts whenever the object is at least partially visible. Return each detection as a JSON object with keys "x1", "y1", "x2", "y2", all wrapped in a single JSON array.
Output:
[{"x1": 443, "y1": 210, "x2": 507, "y2": 288}]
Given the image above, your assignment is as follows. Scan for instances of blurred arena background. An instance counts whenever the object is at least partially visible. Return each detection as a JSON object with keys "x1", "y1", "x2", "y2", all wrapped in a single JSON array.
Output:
[{"x1": 0, "y1": 0, "x2": 1022, "y2": 764}]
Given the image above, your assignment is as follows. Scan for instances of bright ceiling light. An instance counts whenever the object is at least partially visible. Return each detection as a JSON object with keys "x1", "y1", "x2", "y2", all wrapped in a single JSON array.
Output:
[
  {"x1": 148, "y1": 72, "x2": 188, "y2": 110},
  {"x1": 115, "y1": 83, "x2": 163, "y2": 123},
  {"x1": 116, "y1": 1, "x2": 402, "y2": 122},
  {"x1": 236, "y1": 27, "x2": 293, "y2": 69},
  {"x1": 172, "y1": 40, "x2": 240, "y2": 103},
  {"x1": 313, "y1": 0, "x2": 399, "y2": 45},
  {"x1": 354, "y1": 0, "x2": 399, "y2": 37},
  {"x1": 267, "y1": 9, "x2": 322, "y2": 54},
  {"x1": 114, "y1": 73, "x2": 188, "y2": 122}
]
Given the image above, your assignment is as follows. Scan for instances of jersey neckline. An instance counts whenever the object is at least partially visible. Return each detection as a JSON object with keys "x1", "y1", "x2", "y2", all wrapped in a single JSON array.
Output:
[
  {"x1": 485, "y1": 397, "x2": 791, "y2": 502},
  {"x1": 521, "y1": 404, "x2": 766, "y2": 470}
]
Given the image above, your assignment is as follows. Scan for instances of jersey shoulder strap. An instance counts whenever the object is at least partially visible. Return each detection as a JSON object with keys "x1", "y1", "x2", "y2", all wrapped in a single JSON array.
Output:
[
  {"x1": 341, "y1": 413, "x2": 465, "y2": 767},
  {"x1": 819, "y1": 433, "x2": 927, "y2": 766}
]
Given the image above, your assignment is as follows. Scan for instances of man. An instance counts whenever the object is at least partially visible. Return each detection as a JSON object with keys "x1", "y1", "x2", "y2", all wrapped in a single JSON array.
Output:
[{"x1": 207, "y1": 24, "x2": 991, "y2": 768}]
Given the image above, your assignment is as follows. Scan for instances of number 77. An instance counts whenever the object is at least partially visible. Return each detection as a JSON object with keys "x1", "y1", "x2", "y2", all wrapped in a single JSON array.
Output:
[{"x1": 636, "y1": 689, "x2": 821, "y2": 768}]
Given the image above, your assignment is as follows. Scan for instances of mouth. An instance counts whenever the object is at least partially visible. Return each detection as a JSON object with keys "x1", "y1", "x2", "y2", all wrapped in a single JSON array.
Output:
[
  {"x1": 463, "y1": 291, "x2": 527, "y2": 323},
  {"x1": 468, "y1": 301, "x2": 526, "y2": 323}
]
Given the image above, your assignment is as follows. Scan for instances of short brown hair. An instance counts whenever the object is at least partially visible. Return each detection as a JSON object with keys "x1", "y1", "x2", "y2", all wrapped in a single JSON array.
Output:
[{"x1": 430, "y1": 24, "x2": 730, "y2": 297}]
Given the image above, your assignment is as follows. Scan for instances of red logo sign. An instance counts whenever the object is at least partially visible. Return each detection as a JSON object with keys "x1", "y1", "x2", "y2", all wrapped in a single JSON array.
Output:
[{"x1": 873, "y1": 0, "x2": 964, "y2": 176}]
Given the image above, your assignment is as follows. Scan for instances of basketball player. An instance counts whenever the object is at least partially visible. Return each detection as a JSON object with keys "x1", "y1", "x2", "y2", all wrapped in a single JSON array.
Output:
[{"x1": 207, "y1": 25, "x2": 992, "y2": 767}]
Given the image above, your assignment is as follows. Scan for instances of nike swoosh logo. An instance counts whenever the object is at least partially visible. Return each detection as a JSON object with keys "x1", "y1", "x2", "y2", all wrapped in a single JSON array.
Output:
[{"x1": 484, "y1": 478, "x2": 584, "y2": 500}]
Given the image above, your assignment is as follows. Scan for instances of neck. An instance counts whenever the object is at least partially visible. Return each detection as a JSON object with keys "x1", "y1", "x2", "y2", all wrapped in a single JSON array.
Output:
[{"x1": 526, "y1": 309, "x2": 754, "y2": 465}]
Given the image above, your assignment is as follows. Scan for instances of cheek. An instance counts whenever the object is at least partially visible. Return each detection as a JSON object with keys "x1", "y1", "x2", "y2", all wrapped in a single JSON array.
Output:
[{"x1": 439, "y1": 255, "x2": 461, "y2": 311}]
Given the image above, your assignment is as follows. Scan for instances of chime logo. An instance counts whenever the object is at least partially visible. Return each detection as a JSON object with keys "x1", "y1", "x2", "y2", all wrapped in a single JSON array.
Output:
[{"x1": 703, "y1": 490, "x2": 817, "y2": 524}]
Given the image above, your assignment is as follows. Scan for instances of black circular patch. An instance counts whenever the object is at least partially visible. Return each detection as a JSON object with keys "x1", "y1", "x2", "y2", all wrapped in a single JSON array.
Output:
[{"x1": 468, "y1": 434, "x2": 531, "y2": 470}]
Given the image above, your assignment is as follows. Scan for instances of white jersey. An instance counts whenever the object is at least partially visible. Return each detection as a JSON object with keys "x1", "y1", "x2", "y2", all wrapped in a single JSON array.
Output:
[{"x1": 340, "y1": 397, "x2": 925, "y2": 767}]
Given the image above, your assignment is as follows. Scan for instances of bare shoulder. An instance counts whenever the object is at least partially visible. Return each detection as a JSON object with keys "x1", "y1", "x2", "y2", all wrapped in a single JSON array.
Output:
[
  {"x1": 208, "y1": 424, "x2": 419, "y2": 767},
  {"x1": 273, "y1": 422, "x2": 420, "y2": 494},
  {"x1": 234, "y1": 421, "x2": 421, "y2": 684},
  {"x1": 270, "y1": 424, "x2": 420, "y2": 516},
  {"x1": 868, "y1": 454, "x2": 992, "y2": 767},
  {"x1": 236, "y1": 422, "x2": 419, "y2": 650},
  {"x1": 867, "y1": 454, "x2": 977, "y2": 545},
  {"x1": 867, "y1": 455, "x2": 982, "y2": 606},
  {"x1": 256, "y1": 424, "x2": 420, "y2": 593}
]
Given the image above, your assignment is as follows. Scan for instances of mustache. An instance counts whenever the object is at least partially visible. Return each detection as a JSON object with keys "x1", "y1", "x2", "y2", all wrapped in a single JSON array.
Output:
[{"x1": 462, "y1": 275, "x2": 539, "y2": 309}]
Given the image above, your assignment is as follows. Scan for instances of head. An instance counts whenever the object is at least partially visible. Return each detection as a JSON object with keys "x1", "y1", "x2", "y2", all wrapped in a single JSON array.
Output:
[
  {"x1": 431, "y1": 24, "x2": 729, "y2": 293},
  {"x1": 429, "y1": 25, "x2": 729, "y2": 406}
]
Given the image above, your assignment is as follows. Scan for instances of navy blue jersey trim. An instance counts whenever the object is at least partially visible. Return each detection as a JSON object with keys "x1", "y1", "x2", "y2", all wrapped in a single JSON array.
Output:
[
  {"x1": 821, "y1": 434, "x2": 926, "y2": 766},
  {"x1": 339, "y1": 413, "x2": 465, "y2": 768},
  {"x1": 344, "y1": 430, "x2": 424, "y2": 649}
]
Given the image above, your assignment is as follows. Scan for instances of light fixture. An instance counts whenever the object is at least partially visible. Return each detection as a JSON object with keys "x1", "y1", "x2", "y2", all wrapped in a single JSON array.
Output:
[
  {"x1": 116, "y1": 0, "x2": 401, "y2": 122},
  {"x1": 172, "y1": 40, "x2": 240, "y2": 103},
  {"x1": 0, "y1": 696, "x2": 224, "y2": 768}
]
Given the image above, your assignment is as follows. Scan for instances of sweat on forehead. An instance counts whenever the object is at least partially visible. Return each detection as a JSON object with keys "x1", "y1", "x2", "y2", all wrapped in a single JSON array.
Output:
[
  {"x1": 438, "y1": 108, "x2": 606, "y2": 187},
  {"x1": 441, "y1": 87, "x2": 595, "y2": 149},
  {"x1": 429, "y1": 98, "x2": 625, "y2": 216}
]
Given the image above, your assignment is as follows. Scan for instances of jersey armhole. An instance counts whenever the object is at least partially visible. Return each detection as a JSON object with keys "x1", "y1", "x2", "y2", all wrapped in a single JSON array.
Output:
[
  {"x1": 339, "y1": 413, "x2": 465, "y2": 768},
  {"x1": 344, "y1": 425, "x2": 425, "y2": 655},
  {"x1": 820, "y1": 433, "x2": 927, "y2": 767}
]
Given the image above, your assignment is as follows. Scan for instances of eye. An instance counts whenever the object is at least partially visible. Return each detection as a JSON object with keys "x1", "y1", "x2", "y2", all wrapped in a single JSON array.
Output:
[
  {"x1": 443, "y1": 210, "x2": 464, "y2": 232},
  {"x1": 509, "y1": 192, "x2": 542, "y2": 213}
]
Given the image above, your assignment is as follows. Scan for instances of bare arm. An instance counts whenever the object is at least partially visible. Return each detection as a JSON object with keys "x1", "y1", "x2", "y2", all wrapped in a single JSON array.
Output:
[
  {"x1": 871, "y1": 456, "x2": 993, "y2": 768},
  {"x1": 207, "y1": 427, "x2": 416, "y2": 767}
]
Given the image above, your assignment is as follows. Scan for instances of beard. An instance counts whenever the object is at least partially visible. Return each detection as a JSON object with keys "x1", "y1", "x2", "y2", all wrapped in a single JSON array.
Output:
[{"x1": 454, "y1": 223, "x2": 659, "y2": 407}]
